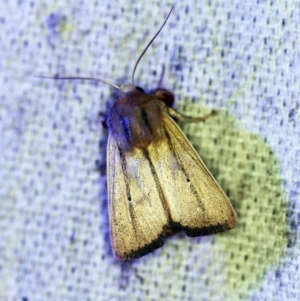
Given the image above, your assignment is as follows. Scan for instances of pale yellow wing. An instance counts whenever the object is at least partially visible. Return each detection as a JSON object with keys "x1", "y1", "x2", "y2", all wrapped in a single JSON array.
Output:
[
  {"x1": 107, "y1": 134, "x2": 171, "y2": 261},
  {"x1": 107, "y1": 113, "x2": 236, "y2": 261},
  {"x1": 152, "y1": 113, "x2": 236, "y2": 237}
]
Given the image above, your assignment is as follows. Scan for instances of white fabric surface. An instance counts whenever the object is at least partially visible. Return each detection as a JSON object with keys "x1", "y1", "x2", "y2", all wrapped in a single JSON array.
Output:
[{"x1": 1, "y1": 0, "x2": 299, "y2": 300}]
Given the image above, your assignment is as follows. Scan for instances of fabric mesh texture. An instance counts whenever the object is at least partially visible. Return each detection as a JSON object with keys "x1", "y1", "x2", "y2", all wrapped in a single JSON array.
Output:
[{"x1": 0, "y1": 1, "x2": 298, "y2": 300}]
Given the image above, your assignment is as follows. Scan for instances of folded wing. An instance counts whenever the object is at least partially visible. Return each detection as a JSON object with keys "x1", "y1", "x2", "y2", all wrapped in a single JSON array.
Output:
[
  {"x1": 107, "y1": 113, "x2": 236, "y2": 261},
  {"x1": 154, "y1": 114, "x2": 236, "y2": 237}
]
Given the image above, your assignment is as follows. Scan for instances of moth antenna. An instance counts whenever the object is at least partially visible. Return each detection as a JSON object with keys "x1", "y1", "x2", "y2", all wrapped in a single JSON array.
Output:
[
  {"x1": 35, "y1": 75, "x2": 120, "y2": 90},
  {"x1": 131, "y1": 6, "x2": 174, "y2": 86}
]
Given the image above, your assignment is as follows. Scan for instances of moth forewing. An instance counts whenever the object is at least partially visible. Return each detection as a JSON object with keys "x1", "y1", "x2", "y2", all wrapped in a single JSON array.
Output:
[
  {"x1": 107, "y1": 132, "x2": 170, "y2": 261},
  {"x1": 159, "y1": 114, "x2": 236, "y2": 235}
]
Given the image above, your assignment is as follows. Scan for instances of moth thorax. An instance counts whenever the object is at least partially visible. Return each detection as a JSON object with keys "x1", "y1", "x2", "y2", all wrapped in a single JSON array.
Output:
[{"x1": 107, "y1": 90, "x2": 166, "y2": 151}]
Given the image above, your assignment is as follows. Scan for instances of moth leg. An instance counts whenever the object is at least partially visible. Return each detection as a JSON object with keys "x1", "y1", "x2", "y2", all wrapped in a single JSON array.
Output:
[{"x1": 167, "y1": 107, "x2": 217, "y2": 123}]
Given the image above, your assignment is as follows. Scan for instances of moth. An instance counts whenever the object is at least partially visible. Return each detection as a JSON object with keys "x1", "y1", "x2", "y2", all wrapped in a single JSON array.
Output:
[{"x1": 40, "y1": 7, "x2": 236, "y2": 261}]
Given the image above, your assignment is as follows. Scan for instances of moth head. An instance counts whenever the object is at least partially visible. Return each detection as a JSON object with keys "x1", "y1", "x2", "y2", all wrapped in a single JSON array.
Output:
[{"x1": 119, "y1": 83, "x2": 136, "y2": 94}]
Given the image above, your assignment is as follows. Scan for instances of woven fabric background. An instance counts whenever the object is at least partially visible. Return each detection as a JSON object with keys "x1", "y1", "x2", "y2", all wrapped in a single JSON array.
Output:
[{"x1": 1, "y1": 0, "x2": 298, "y2": 300}]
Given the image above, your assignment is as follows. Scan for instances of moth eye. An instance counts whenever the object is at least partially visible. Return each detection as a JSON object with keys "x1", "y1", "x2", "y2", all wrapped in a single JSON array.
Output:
[
  {"x1": 152, "y1": 89, "x2": 175, "y2": 108},
  {"x1": 135, "y1": 86, "x2": 145, "y2": 92}
]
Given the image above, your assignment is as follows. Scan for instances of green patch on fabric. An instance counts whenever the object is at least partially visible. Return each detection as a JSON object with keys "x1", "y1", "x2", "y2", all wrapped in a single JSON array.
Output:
[{"x1": 180, "y1": 102, "x2": 288, "y2": 298}]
